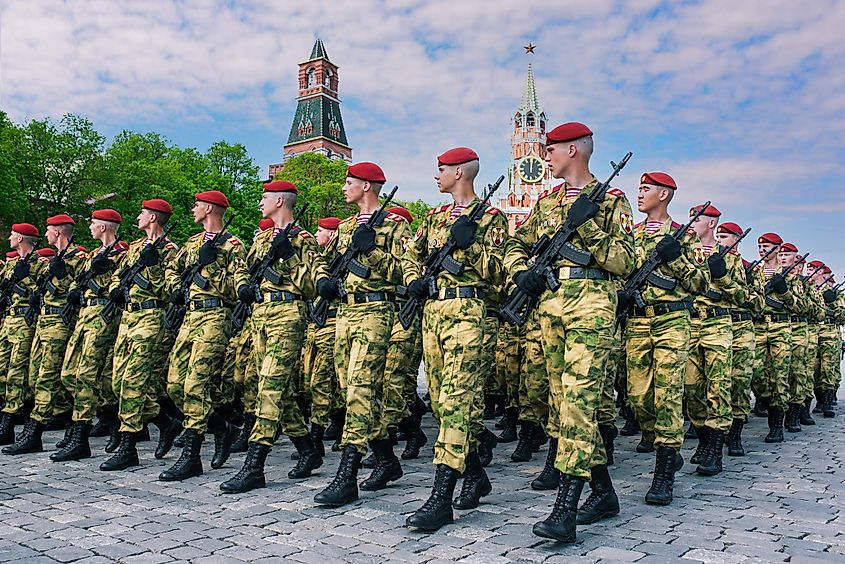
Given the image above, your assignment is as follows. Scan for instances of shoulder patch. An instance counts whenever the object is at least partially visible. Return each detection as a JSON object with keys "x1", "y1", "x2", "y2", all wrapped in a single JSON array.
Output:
[
  {"x1": 607, "y1": 188, "x2": 625, "y2": 197},
  {"x1": 298, "y1": 230, "x2": 312, "y2": 238},
  {"x1": 188, "y1": 232, "x2": 203, "y2": 241},
  {"x1": 426, "y1": 204, "x2": 450, "y2": 216},
  {"x1": 538, "y1": 183, "x2": 563, "y2": 202},
  {"x1": 634, "y1": 221, "x2": 643, "y2": 229},
  {"x1": 670, "y1": 221, "x2": 682, "y2": 230},
  {"x1": 164, "y1": 241, "x2": 177, "y2": 250},
  {"x1": 728, "y1": 248, "x2": 739, "y2": 256},
  {"x1": 485, "y1": 207, "x2": 500, "y2": 215},
  {"x1": 227, "y1": 236, "x2": 242, "y2": 246},
  {"x1": 340, "y1": 215, "x2": 356, "y2": 224}
]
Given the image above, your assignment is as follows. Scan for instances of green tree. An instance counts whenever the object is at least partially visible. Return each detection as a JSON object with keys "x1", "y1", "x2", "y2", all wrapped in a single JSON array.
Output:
[
  {"x1": 205, "y1": 141, "x2": 261, "y2": 245},
  {"x1": 392, "y1": 198, "x2": 433, "y2": 231},
  {"x1": 0, "y1": 112, "x2": 28, "y2": 233},
  {"x1": 274, "y1": 153, "x2": 354, "y2": 230}
]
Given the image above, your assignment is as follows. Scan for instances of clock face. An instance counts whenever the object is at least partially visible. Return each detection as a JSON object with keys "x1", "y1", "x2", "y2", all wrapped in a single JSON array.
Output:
[{"x1": 518, "y1": 156, "x2": 545, "y2": 183}]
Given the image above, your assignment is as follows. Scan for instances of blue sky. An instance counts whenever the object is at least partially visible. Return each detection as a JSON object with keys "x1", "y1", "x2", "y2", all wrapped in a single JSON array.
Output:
[{"x1": 2, "y1": 0, "x2": 844, "y2": 273}]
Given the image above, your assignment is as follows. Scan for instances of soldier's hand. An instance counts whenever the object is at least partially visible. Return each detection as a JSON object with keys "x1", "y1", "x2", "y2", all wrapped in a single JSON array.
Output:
[
  {"x1": 49, "y1": 259, "x2": 68, "y2": 280},
  {"x1": 707, "y1": 254, "x2": 727, "y2": 280},
  {"x1": 67, "y1": 289, "x2": 83, "y2": 307},
  {"x1": 198, "y1": 241, "x2": 218, "y2": 267},
  {"x1": 768, "y1": 273, "x2": 788, "y2": 294},
  {"x1": 352, "y1": 225, "x2": 377, "y2": 255},
  {"x1": 170, "y1": 290, "x2": 186, "y2": 306},
  {"x1": 655, "y1": 235, "x2": 682, "y2": 264},
  {"x1": 745, "y1": 268, "x2": 755, "y2": 285},
  {"x1": 515, "y1": 270, "x2": 546, "y2": 298},
  {"x1": 91, "y1": 253, "x2": 113, "y2": 275},
  {"x1": 450, "y1": 216, "x2": 477, "y2": 250},
  {"x1": 139, "y1": 245, "x2": 159, "y2": 267},
  {"x1": 616, "y1": 290, "x2": 634, "y2": 311},
  {"x1": 108, "y1": 288, "x2": 126, "y2": 305},
  {"x1": 12, "y1": 260, "x2": 30, "y2": 280},
  {"x1": 823, "y1": 288, "x2": 837, "y2": 304},
  {"x1": 316, "y1": 278, "x2": 340, "y2": 301},
  {"x1": 567, "y1": 193, "x2": 600, "y2": 228},
  {"x1": 407, "y1": 278, "x2": 430, "y2": 300},
  {"x1": 237, "y1": 284, "x2": 257, "y2": 305},
  {"x1": 28, "y1": 292, "x2": 40, "y2": 308},
  {"x1": 269, "y1": 231, "x2": 294, "y2": 261}
]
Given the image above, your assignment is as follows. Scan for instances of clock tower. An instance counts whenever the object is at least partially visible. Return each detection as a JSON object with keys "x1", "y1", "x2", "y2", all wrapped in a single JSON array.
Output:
[{"x1": 498, "y1": 59, "x2": 550, "y2": 233}]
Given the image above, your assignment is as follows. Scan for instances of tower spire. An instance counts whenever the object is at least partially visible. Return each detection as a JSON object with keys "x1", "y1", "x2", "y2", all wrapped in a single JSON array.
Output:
[{"x1": 519, "y1": 62, "x2": 540, "y2": 114}]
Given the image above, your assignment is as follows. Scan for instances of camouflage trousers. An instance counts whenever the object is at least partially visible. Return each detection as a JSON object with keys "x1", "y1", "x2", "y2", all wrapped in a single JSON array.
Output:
[
  {"x1": 519, "y1": 309, "x2": 549, "y2": 429},
  {"x1": 482, "y1": 313, "x2": 501, "y2": 397},
  {"x1": 223, "y1": 327, "x2": 257, "y2": 414},
  {"x1": 684, "y1": 314, "x2": 733, "y2": 433},
  {"x1": 756, "y1": 319, "x2": 792, "y2": 409},
  {"x1": 469, "y1": 315, "x2": 499, "y2": 440},
  {"x1": 626, "y1": 310, "x2": 691, "y2": 451},
  {"x1": 401, "y1": 316, "x2": 423, "y2": 408},
  {"x1": 597, "y1": 323, "x2": 624, "y2": 427},
  {"x1": 817, "y1": 323, "x2": 841, "y2": 391},
  {"x1": 422, "y1": 297, "x2": 485, "y2": 473},
  {"x1": 249, "y1": 301, "x2": 308, "y2": 446},
  {"x1": 538, "y1": 281, "x2": 615, "y2": 478},
  {"x1": 30, "y1": 315, "x2": 73, "y2": 424},
  {"x1": 113, "y1": 309, "x2": 168, "y2": 433},
  {"x1": 788, "y1": 322, "x2": 810, "y2": 403},
  {"x1": 729, "y1": 319, "x2": 756, "y2": 419},
  {"x1": 803, "y1": 324, "x2": 818, "y2": 401},
  {"x1": 335, "y1": 301, "x2": 393, "y2": 454},
  {"x1": 495, "y1": 320, "x2": 522, "y2": 410},
  {"x1": 303, "y1": 317, "x2": 339, "y2": 428},
  {"x1": 97, "y1": 347, "x2": 117, "y2": 408},
  {"x1": 0, "y1": 314, "x2": 36, "y2": 415},
  {"x1": 60, "y1": 306, "x2": 119, "y2": 423},
  {"x1": 380, "y1": 312, "x2": 418, "y2": 434},
  {"x1": 751, "y1": 323, "x2": 769, "y2": 400}
]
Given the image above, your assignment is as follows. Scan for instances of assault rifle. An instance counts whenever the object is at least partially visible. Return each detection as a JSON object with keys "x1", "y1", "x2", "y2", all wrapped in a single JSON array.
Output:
[
  {"x1": 231, "y1": 205, "x2": 308, "y2": 334},
  {"x1": 24, "y1": 235, "x2": 77, "y2": 327},
  {"x1": 164, "y1": 213, "x2": 236, "y2": 333},
  {"x1": 100, "y1": 223, "x2": 175, "y2": 324},
  {"x1": 59, "y1": 231, "x2": 122, "y2": 324},
  {"x1": 500, "y1": 152, "x2": 633, "y2": 326},
  {"x1": 761, "y1": 252, "x2": 809, "y2": 310},
  {"x1": 0, "y1": 247, "x2": 40, "y2": 318},
  {"x1": 701, "y1": 227, "x2": 751, "y2": 301},
  {"x1": 744, "y1": 245, "x2": 779, "y2": 277},
  {"x1": 802, "y1": 262, "x2": 825, "y2": 283},
  {"x1": 310, "y1": 185, "x2": 399, "y2": 327},
  {"x1": 397, "y1": 175, "x2": 504, "y2": 330},
  {"x1": 616, "y1": 201, "x2": 712, "y2": 321}
]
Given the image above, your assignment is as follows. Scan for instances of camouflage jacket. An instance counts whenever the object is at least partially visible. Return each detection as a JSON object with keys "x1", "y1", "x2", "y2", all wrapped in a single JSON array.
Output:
[
  {"x1": 0, "y1": 252, "x2": 40, "y2": 309},
  {"x1": 693, "y1": 246, "x2": 748, "y2": 309},
  {"x1": 246, "y1": 225, "x2": 326, "y2": 300},
  {"x1": 738, "y1": 258, "x2": 765, "y2": 314},
  {"x1": 113, "y1": 236, "x2": 179, "y2": 303},
  {"x1": 170, "y1": 231, "x2": 248, "y2": 307},
  {"x1": 755, "y1": 265, "x2": 797, "y2": 314},
  {"x1": 77, "y1": 243, "x2": 128, "y2": 302},
  {"x1": 40, "y1": 246, "x2": 85, "y2": 309},
  {"x1": 803, "y1": 280, "x2": 826, "y2": 322}
]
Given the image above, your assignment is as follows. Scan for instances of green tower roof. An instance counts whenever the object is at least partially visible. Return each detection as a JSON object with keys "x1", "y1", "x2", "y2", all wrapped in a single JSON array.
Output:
[{"x1": 309, "y1": 38, "x2": 330, "y2": 61}]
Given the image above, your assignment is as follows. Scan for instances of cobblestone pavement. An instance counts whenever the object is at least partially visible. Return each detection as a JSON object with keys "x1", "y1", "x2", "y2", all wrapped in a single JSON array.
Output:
[{"x1": 1, "y1": 390, "x2": 843, "y2": 564}]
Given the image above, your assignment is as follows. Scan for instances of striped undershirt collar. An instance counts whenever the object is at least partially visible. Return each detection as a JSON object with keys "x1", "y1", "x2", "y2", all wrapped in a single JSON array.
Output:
[
  {"x1": 645, "y1": 220, "x2": 664, "y2": 235},
  {"x1": 449, "y1": 205, "x2": 466, "y2": 220}
]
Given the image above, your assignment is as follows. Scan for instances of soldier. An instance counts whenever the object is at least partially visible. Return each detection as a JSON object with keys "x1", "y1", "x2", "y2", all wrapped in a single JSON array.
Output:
[
  {"x1": 403, "y1": 147, "x2": 508, "y2": 530},
  {"x1": 504, "y1": 123, "x2": 636, "y2": 543},
  {"x1": 52, "y1": 210, "x2": 128, "y2": 462},
  {"x1": 220, "y1": 180, "x2": 325, "y2": 493},
  {"x1": 99, "y1": 199, "x2": 182, "y2": 471},
  {"x1": 0, "y1": 224, "x2": 41, "y2": 445},
  {"x1": 816, "y1": 269, "x2": 841, "y2": 416},
  {"x1": 511, "y1": 308, "x2": 549, "y2": 464},
  {"x1": 624, "y1": 172, "x2": 709, "y2": 506},
  {"x1": 4, "y1": 215, "x2": 85, "y2": 455},
  {"x1": 493, "y1": 313, "x2": 522, "y2": 443},
  {"x1": 313, "y1": 162, "x2": 410, "y2": 507},
  {"x1": 801, "y1": 260, "x2": 826, "y2": 426},
  {"x1": 160, "y1": 190, "x2": 248, "y2": 481},
  {"x1": 683, "y1": 204, "x2": 747, "y2": 476}
]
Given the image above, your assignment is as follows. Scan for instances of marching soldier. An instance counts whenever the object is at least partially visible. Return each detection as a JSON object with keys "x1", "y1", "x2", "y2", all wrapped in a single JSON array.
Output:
[
  {"x1": 505, "y1": 124, "x2": 636, "y2": 543},
  {"x1": 624, "y1": 172, "x2": 708, "y2": 506},
  {"x1": 816, "y1": 269, "x2": 841, "y2": 416},
  {"x1": 797, "y1": 259, "x2": 825, "y2": 427},
  {"x1": 778, "y1": 245, "x2": 812, "y2": 433},
  {"x1": 403, "y1": 147, "x2": 508, "y2": 530}
]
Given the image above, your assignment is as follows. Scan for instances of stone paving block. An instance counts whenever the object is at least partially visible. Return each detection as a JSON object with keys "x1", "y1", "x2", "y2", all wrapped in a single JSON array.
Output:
[{"x1": 43, "y1": 546, "x2": 96, "y2": 562}]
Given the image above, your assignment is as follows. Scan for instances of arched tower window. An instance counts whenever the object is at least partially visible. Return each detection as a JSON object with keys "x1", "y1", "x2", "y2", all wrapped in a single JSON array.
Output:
[
  {"x1": 324, "y1": 69, "x2": 333, "y2": 88},
  {"x1": 307, "y1": 68, "x2": 316, "y2": 87},
  {"x1": 514, "y1": 113, "x2": 522, "y2": 129},
  {"x1": 526, "y1": 111, "x2": 535, "y2": 127}
]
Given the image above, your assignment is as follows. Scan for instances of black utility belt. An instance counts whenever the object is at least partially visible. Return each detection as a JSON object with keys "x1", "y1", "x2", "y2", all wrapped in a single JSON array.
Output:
[
  {"x1": 485, "y1": 309, "x2": 500, "y2": 320},
  {"x1": 265, "y1": 291, "x2": 303, "y2": 303},
  {"x1": 83, "y1": 298, "x2": 110, "y2": 308},
  {"x1": 691, "y1": 307, "x2": 732, "y2": 320},
  {"x1": 823, "y1": 318, "x2": 839, "y2": 325},
  {"x1": 758, "y1": 313, "x2": 791, "y2": 323},
  {"x1": 731, "y1": 312, "x2": 754, "y2": 322},
  {"x1": 188, "y1": 298, "x2": 225, "y2": 311},
  {"x1": 630, "y1": 301, "x2": 694, "y2": 318},
  {"x1": 790, "y1": 315, "x2": 808, "y2": 323},
  {"x1": 807, "y1": 320, "x2": 818, "y2": 326},
  {"x1": 41, "y1": 306, "x2": 65, "y2": 316},
  {"x1": 434, "y1": 286, "x2": 485, "y2": 300},
  {"x1": 125, "y1": 299, "x2": 167, "y2": 312},
  {"x1": 557, "y1": 267, "x2": 610, "y2": 281},
  {"x1": 7, "y1": 306, "x2": 31, "y2": 317},
  {"x1": 326, "y1": 309, "x2": 337, "y2": 319},
  {"x1": 347, "y1": 292, "x2": 394, "y2": 305}
]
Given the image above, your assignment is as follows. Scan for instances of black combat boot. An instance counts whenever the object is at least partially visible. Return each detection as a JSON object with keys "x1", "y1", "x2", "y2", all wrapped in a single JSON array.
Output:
[
  {"x1": 136, "y1": 424, "x2": 151, "y2": 442},
  {"x1": 173, "y1": 429, "x2": 187, "y2": 448},
  {"x1": 453, "y1": 451, "x2": 491, "y2": 510},
  {"x1": 813, "y1": 389, "x2": 824, "y2": 414},
  {"x1": 56, "y1": 418, "x2": 76, "y2": 449},
  {"x1": 324, "y1": 409, "x2": 343, "y2": 441},
  {"x1": 822, "y1": 390, "x2": 835, "y2": 418},
  {"x1": 800, "y1": 398, "x2": 815, "y2": 426},
  {"x1": 208, "y1": 414, "x2": 235, "y2": 469},
  {"x1": 690, "y1": 426, "x2": 709, "y2": 465},
  {"x1": 752, "y1": 395, "x2": 770, "y2": 417},
  {"x1": 44, "y1": 412, "x2": 70, "y2": 432},
  {"x1": 727, "y1": 418, "x2": 745, "y2": 456},
  {"x1": 360, "y1": 438, "x2": 402, "y2": 491},
  {"x1": 400, "y1": 415, "x2": 427, "y2": 460},
  {"x1": 531, "y1": 425, "x2": 548, "y2": 452},
  {"x1": 51, "y1": 422, "x2": 92, "y2": 462},
  {"x1": 105, "y1": 417, "x2": 121, "y2": 453},
  {"x1": 159, "y1": 429, "x2": 204, "y2": 481},
  {"x1": 330, "y1": 410, "x2": 346, "y2": 451},
  {"x1": 477, "y1": 427, "x2": 498, "y2": 467},
  {"x1": 696, "y1": 429, "x2": 724, "y2": 476},
  {"x1": 645, "y1": 446, "x2": 683, "y2": 506},
  {"x1": 361, "y1": 453, "x2": 377, "y2": 469},
  {"x1": 511, "y1": 421, "x2": 537, "y2": 462},
  {"x1": 314, "y1": 445, "x2": 362, "y2": 507},
  {"x1": 90, "y1": 408, "x2": 112, "y2": 437},
  {"x1": 496, "y1": 407, "x2": 518, "y2": 442},
  {"x1": 150, "y1": 412, "x2": 182, "y2": 459},
  {"x1": 599, "y1": 424, "x2": 618, "y2": 466},
  {"x1": 405, "y1": 464, "x2": 460, "y2": 530},
  {"x1": 785, "y1": 403, "x2": 801, "y2": 432},
  {"x1": 482, "y1": 394, "x2": 496, "y2": 420},
  {"x1": 0, "y1": 412, "x2": 16, "y2": 445},
  {"x1": 531, "y1": 438, "x2": 558, "y2": 490},
  {"x1": 765, "y1": 407, "x2": 784, "y2": 443},
  {"x1": 289, "y1": 434, "x2": 323, "y2": 479},
  {"x1": 635, "y1": 434, "x2": 655, "y2": 454},
  {"x1": 619, "y1": 405, "x2": 640, "y2": 436},
  {"x1": 2, "y1": 418, "x2": 44, "y2": 455},
  {"x1": 576, "y1": 464, "x2": 619, "y2": 524},
  {"x1": 99, "y1": 432, "x2": 139, "y2": 471},
  {"x1": 532, "y1": 473, "x2": 585, "y2": 543},
  {"x1": 684, "y1": 423, "x2": 698, "y2": 439},
  {"x1": 310, "y1": 423, "x2": 325, "y2": 458},
  {"x1": 231, "y1": 414, "x2": 255, "y2": 454},
  {"x1": 220, "y1": 443, "x2": 271, "y2": 494}
]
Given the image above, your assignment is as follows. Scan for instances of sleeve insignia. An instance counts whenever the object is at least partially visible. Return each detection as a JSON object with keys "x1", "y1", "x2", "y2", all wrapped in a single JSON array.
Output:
[
  {"x1": 619, "y1": 212, "x2": 633, "y2": 234},
  {"x1": 414, "y1": 225, "x2": 424, "y2": 241},
  {"x1": 401, "y1": 235, "x2": 412, "y2": 252},
  {"x1": 693, "y1": 247, "x2": 705, "y2": 265},
  {"x1": 607, "y1": 188, "x2": 625, "y2": 197},
  {"x1": 306, "y1": 249, "x2": 317, "y2": 266},
  {"x1": 490, "y1": 226, "x2": 506, "y2": 246}
]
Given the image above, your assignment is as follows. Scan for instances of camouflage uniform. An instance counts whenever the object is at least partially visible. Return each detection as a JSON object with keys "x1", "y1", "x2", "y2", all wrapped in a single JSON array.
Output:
[
  {"x1": 753, "y1": 267, "x2": 798, "y2": 410},
  {"x1": 495, "y1": 317, "x2": 522, "y2": 412},
  {"x1": 625, "y1": 218, "x2": 709, "y2": 451},
  {"x1": 224, "y1": 327, "x2": 257, "y2": 416},
  {"x1": 404, "y1": 200, "x2": 507, "y2": 472},
  {"x1": 303, "y1": 317, "x2": 338, "y2": 428},
  {"x1": 729, "y1": 258, "x2": 763, "y2": 420},
  {"x1": 519, "y1": 308, "x2": 549, "y2": 429},
  {"x1": 793, "y1": 278, "x2": 824, "y2": 404},
  {"x1": 817, "y1": 290, "x2": 842, "y2": 394},
  {"x1": 381, "y1": 305, "x2": 417, "y2": 434},
  {"x1": 0, "y1": 254, "x2": 39, "y2": 416},
  {"x1": 505, "y1": 181, "x2": 635, "y2": 477}
]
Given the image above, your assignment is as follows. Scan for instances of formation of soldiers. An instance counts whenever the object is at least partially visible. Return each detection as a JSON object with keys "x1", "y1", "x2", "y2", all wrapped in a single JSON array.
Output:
[{"x1": 1, "y1": 122, "x2": 843, "y2": 544}]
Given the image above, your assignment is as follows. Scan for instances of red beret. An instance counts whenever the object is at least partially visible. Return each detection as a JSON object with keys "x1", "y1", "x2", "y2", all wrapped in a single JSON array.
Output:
[
  {"x1": 347, "y1": 162, "x2": 386, "y2": 183},
  {"x1": 690, "y1": 204, "x2": 721, "y2": 218},
  {"x1": 92, "y1": 209, "x2": 122, "y2": 223},
  {"x1": 437, "y1": 147, "x2": 479, "y2": 166},
  {"x1": 823, "y1": 266, "x2": 832, "y2": 274},
  {"x1": 546, "y1": 122, "x2": 593, "y2": 144},
  {"x1": 758, "y1": 232, "x2": 783, "y2": 245},
  {"x1": 6, "y1": 251, "x2": 19, "y2": 259},
  {"x1": 388, "y1": 207, "x2": 413, "y2": 224},
  {"x1": 641, "y1": 172, "x2": 677, "y2": 190},
  {"x1": 779, "y1": 243, "x2": 798, "y2": 253},
  {"x1": 317, "y1": 217, "x2": 341, "y2": 230},
  {"x1": 142, "y1": 199, "x2": 173, "y2": 215},
  {"x1": 263, "y1": 180, "x2": 298, "y2": 194},
  {"x1": 808, "y1": 260, "x2": 825, "y2": 269},
  {"x1": 37, "y1": 248, "x2": 56, "y2": 257},
  {"x1": 717, "y1": 222, "x2": 742, "y2": 235},
  {"x1": 196, "y1": 190, "x2": 230, "y2": 208},
  {"x1": 11, "y1": 223, "x2": 39, "y2": 237},
  {"x1": 46, "y1": 214, "x2": 75, "y2": 226},
  {"x1": 258, "y1": 218, "x2": 275, "y2": 231}
]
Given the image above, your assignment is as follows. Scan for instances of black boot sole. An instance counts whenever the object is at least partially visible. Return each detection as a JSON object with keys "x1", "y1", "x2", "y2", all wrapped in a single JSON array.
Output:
[{"x1": 532, "y1": 521, "x2": 576, "y2": 543}]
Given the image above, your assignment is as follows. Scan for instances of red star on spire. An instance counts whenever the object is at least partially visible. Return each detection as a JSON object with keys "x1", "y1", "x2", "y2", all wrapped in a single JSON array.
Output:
[{"x1": 524, "y1": 43, "x2": 536, "y2": 54}]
